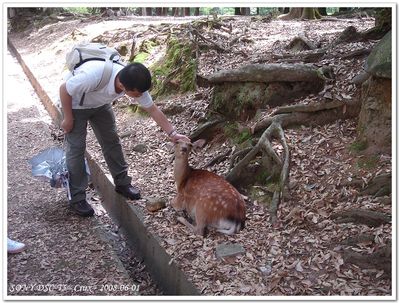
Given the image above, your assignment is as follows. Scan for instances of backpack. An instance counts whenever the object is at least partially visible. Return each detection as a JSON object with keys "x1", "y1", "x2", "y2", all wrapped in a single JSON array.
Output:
[{"x1": 65, "y1": 42, "x2": 124, "y2": 105}]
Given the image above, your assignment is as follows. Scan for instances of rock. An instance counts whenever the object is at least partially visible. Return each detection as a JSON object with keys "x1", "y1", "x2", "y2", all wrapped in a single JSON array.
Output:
[
  {"x1": 365, "y1": 31, "x2": 391, "y2": 79},
  {"x1": 351, "y1": 72, "x2": 370, "y2": 85},
  {"x1": 117, "y1": 44, "x2": 128, "y2": 56},
  {"x1": 259, "y1": 264, "x2": 272, "y2": 276},
  {"x1": 286, "y1": 35, "x2": 317, "y2": 52},
  {"x1": 132, "y1": 143, "x2": 148, "y2": 153},
  {"x1": 145, "y1": 197, "x2": 167, "y2": 212},
  {"x1": 215, "y1": 243, "x2": 245, "y2": 259}
]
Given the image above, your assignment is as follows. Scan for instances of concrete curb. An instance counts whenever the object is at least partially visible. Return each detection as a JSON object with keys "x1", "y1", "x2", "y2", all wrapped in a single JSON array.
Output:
[{"x1": 7, "y1": 38, "x2": 199, "y2": 296}]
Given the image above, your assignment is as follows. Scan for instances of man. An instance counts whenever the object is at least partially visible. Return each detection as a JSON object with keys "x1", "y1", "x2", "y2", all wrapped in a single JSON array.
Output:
[{"x1": 60, "y1": 62, "x2": 189, "y2": 217}]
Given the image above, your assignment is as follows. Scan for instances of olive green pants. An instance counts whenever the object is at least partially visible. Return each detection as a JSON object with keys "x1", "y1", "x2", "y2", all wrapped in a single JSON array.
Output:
[{"x1": 65, "y1": 104, "x2": 131, "y2": 204}]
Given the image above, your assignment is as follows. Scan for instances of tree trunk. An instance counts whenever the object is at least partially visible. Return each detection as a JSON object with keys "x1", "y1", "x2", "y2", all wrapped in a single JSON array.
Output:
[
  {"x1": 278, "y1": 7, "x2": 303, "y2": 20},
  {"x1": 357, "y1": 76, "x2": 391, "y2": 154},
  {"x1": 183, "y1": 8, "x2": 190, "y2": 17},
  {"x1": 206, "y1": 64, "x2": 326, "y2": 121},
  {"x1": 8, "y1": 7, "x2": 16, "y2": 18},
  {"x1": 145, "y1": 8, "x2": 152, "y2": 16},
  {"x1": 240, "y1": 8, "x2": 251, "y2": 16},
  {"x1": 301, "y1": 8, "x2": 317, "y2": 19},
  {"x1": 155, "y1": 8, "x2": 162, "y2": 16},
  {"x1": 318, "y1": 7, "x2": 327, "y2": 16}
]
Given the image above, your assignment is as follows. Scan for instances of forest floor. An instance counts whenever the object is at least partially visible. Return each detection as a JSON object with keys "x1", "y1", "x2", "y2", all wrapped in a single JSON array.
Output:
[{"x1": 8, "y1": 13, "x2": 393, "y2": 296}]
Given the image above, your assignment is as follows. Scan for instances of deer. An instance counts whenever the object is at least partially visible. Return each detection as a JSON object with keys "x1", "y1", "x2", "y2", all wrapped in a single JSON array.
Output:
[{"x1": 171, "y1": 139, "x2": 246, "y2": 236}]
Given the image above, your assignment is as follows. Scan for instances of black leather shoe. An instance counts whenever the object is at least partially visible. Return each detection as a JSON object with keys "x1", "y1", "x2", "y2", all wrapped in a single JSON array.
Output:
[
  {"x1": 115, "y1": 184, "x2": 141, "y2": 200},
  {"x1": 70, "y1": 200, "x2": 94, "y2": 217}
]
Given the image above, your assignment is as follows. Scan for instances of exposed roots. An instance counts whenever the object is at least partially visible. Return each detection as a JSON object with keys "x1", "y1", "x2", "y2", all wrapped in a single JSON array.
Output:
[
  {"x1": 331, "y1": 209, "x2": 391, "y2": 227},
  {"x1": 223, "y1": 98, "x2": 361, "y2": 225},
  {"x1": 226, "y1": 121, "x2": 290, "y2": 224}
]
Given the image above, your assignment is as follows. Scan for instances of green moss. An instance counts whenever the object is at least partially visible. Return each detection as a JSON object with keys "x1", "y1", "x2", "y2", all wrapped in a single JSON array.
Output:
[
  {"x1": 223, "y1": 122, "x2": 252, "y2": 145},
  {"x1": 126, "y1": 104, "x2": 149, "y2": 117},
  {"x1": 356, "y1": 156, "x2": 378, "y2": 170},
  {"x1": 255, "y1": 170, "x2": 272, "y2": 184},
  {"x1": 139, "y1": 40, "x2": 157, "y2": 53},
  {"x1": 133, "y1": 52, "x2": 150, "y2": 63},
  {"x1": 349, "y1": 140, "x2": 368, "y2": 153},
  {"x1": 211, "y1": 82, "x2": 265, "y2": 120},
  {"x1": 150, "y1": 36, "x2": 197, "y2": 99},
  {"x1": 131, "y1": 39, "x2": 158, "y2": 63}
]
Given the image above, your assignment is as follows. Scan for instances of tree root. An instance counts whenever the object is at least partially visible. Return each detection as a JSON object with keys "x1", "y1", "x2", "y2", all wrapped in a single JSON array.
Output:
[
  {"x1": 340, "y1": 48, "x2": 372, "y2": 60},
  {"x1": 191, "y1": 28, "x2": 228, "y2": 52},
  {"x1": 269, "y1": 124, "x2": 290, "y2": 224},
  {"x1": 360, "y1": 173, "x2": 391, "y2": 197},
  {"x1": 226, "y1": 121, "x2": 290, "y2": 224},
  {"x1": 331, "y1": 209, "x2": 391, "y2": 227},
  {"x1": 343, "y1": 242, "x2": 391, "y2": 274},
  {"x1": 223, "y1": 98, "x2": 361, "y2": 225},
  {"x1": 273, "y1": 100, "x2": 343, "y2": 114},
  {"x1": 251, "y1": 99, "x2": 360, "y2": 134},
  {"x1": 340, "y1": 234, "x2": 375, "y2": 246},
  {"x1": 203, "y1": 148, "x2": 232, "y2": 168}
]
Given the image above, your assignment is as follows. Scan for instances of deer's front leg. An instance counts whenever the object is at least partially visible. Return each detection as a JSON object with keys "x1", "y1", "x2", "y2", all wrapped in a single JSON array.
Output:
[{"x1": 176, "y1": 216, "x2": 196, "y2": 232}]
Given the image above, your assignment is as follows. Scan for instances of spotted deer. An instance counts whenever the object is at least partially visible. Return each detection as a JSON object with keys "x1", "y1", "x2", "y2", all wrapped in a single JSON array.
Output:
[{"x1": 171, "y1": 139, "x2": 246, "y2": 236}]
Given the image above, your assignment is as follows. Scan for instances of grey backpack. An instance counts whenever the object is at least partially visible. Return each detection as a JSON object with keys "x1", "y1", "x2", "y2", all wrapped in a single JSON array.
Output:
[{"x1": 65, "y1": 42, "x2": 124, "y2": 105}]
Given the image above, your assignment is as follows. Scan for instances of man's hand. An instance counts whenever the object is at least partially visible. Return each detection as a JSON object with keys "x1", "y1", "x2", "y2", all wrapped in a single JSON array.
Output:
[
  {"x1": 170, "y1": 132, "x2": 190, "y2": 143},
  {"x1": 61, "y1": 117, "x2": 74, "y2": 133}
]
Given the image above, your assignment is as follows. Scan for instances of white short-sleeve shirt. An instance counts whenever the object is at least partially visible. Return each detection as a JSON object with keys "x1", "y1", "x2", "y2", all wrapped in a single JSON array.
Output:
[{"x1": 65, "y1": 61, "x2": 154, "y2": 109}]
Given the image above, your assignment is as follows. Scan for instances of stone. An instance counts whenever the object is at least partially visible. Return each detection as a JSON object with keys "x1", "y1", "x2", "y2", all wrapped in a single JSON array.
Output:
[
  {"x1": 132, "y1": 143, "x2": 148, "y2": 153},
  {"x1": 365, "y1": 31, "x2": 391, "y2": 79},
  {"x1": 145, "y1": 197, "x2": 167, "y2": 212},
  {"x1": 215, "y1": 243, "x2": 245, "y2": 259},
  {"x1": 259, "y1": 264, "x2": 272, "y2": 276}
]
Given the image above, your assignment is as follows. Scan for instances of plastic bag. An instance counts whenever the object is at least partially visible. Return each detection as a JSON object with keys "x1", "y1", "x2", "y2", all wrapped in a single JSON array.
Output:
[{"x1": 29, "y1": 147, "x2": 90, "y2": 200}]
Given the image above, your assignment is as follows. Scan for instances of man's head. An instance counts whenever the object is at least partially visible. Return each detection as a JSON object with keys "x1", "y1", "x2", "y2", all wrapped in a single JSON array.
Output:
[{"x1": 118, "y1": 63, "x2": 152, "y2": 97}]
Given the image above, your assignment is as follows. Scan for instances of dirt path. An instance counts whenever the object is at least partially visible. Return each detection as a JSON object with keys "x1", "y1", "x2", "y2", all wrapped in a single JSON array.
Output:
[{"x1": 5, "y1": 48, "x2": 158, "y2": 296}]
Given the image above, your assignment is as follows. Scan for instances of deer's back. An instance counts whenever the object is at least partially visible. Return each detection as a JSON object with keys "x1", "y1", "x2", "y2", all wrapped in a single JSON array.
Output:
[{"x1": 180, "y1": 169, "x2": 246, "y2": 225}]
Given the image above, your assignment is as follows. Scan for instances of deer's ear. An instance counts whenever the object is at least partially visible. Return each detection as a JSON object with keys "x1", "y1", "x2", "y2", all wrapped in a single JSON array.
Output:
[{"x1": 192, "y1": 139, "x2": 206, "y2": 149}]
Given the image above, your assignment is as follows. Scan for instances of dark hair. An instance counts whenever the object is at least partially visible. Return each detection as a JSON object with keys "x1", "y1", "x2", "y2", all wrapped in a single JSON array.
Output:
[{"x1": 118, "y1": 62, "x2": 152, "y2": 92}]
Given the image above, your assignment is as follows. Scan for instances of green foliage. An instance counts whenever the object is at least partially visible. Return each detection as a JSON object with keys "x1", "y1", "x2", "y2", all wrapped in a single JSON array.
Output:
[
  {"x1": 257, "y1": 7, "x2": 280, "y2": 15},
  {"x1": 326, "y1": 7, "x2": 340, "y2": 15},
  {"x1": 64, "y1": 7, "x2": 89, "y2": 14}
]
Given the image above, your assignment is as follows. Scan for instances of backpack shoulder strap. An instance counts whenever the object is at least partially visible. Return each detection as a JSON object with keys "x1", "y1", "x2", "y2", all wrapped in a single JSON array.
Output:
[
  {"x1": 78, "y1": 56, "x2": 125, "y2": 106},
  {"x1": 96, "y1": 59, "x2": 113, "y2": 91}
]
